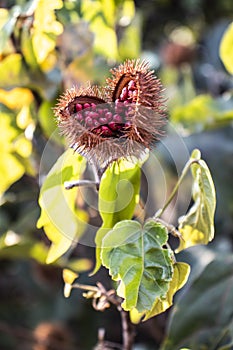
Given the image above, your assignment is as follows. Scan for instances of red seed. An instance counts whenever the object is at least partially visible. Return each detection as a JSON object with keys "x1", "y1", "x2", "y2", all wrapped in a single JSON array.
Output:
[
  {"x1": 101, "y1": 126, "x2": 113, "y2": 136},
  {"x1": 124, "y1": 121, "x2": 131, "y2": 128},
  {"x1": 92, "y1": 120, "x2": 99, "y2": 127},
  {"x1": 113, "y1": 114, "x2": 123, "y2": 123},
  {"x1": 99, "y1": 117, "x2": 108, "y2": 124},
  {"x1": 76, "y1": 113, "x2": 83, "y2": 121},
  {"x1": 97, "y1": 108, "x2": 104, "y2": 115},
  {"x1": 85, "y1": 116, "x2": 93, "y2": 126},
  {"x1": 88, "y1": 111, "x2": 99, "y2": 118},
  {"x1": 109, "y1": 121, "x2": 122, "y2": 131},
  {"x1": 128, "y1": 80, "x2": 136, "y2": 90},
  {"x1": 84, "y1": 103, "x2": 90, "y2": 109},
  {"x1": 120, "y1": 86, "x2": 128, "y2": 101},
  {"x1": 75, "y1": 103, "x2": 83, "y2": 112},
  {"x1": 105, "y1": 112, "x2": 113, "y2": 120},
  {"x1": 91, "y1": 103, "x2": 96, "y2": 109}
]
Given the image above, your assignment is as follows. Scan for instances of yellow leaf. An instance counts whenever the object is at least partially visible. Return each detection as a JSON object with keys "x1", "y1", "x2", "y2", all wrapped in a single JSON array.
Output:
[
  {"x1": 32, "y1": 0, "x2": 63, "y2": 66},
  {"x1": 32, "y1": 32, "x2": 56, "y2": 64},
  {"x1": 14, "y1": 136, "x2": 32, "y2": 158},
  {"x1": 0, "y1": 113, "x2": 18, "y2": 152},
  {"x1": 63, "y1": 268, "x2": 78, "y2": 298},
  {"x1": 90, "y1": 17, "x2": 118, "y2": 59},
  {"x1": 0, "y1": 88, "x2": 33, "y2": 110},
  {"x1": 37, "y1": 149, "x2": 88, "y2": 264},
  {"x1": 63, "y1": 268, "x2": 78, "y2": 285},
  {"x1": 130, "y1": 308, "x2": 144, "y2": 324},
  {"x1": 0, "y1": 153, "x2": 24, "y2": 195},
  {"x1": 220, "y1": 22, "x2": 233, "y2": 75},
  {"x1": 16, "y1": 105, "x2": 33, "y2": 129}
]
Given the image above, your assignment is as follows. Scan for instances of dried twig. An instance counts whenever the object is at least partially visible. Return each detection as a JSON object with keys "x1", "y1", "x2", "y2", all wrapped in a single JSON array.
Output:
[{"x1": 72, "y1": 282, "x2": 135, "y2": 350}]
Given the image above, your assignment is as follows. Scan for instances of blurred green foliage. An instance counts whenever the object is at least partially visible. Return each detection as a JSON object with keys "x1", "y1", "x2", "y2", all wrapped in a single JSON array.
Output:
[{"x1": 0, "y1": 0, "x2": 233, "y2": 349}]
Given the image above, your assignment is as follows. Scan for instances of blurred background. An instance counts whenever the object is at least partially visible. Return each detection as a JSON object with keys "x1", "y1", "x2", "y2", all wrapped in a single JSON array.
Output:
[{"x1": 0, "y1": 0, "x2": 233, "y2": 349}]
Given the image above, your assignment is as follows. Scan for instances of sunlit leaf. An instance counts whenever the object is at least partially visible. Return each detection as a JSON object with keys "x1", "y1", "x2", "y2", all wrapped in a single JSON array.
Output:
[
  {"x1": 0, "y1": 54, "x2": 60, "y2": 99},
  {"x1": 32, "y1": 0, "x2": 63, "y2": 67},
  {"x1": 81, "y1": 0, "x2": 118, "y2": 59},
  {"x1": 13, "y1": 136, "x2": 32, "y2": 158},
  {"x1": 220, "y1": 22, "x2": 233, "y2": 75},
  {"x1": 118, "y1": 0, "x2": 141, "y2": 59},
  {"x1": 170, "y1": 94, "x2": 233, "y2": 132},
  {"x1": 16, "y1": 105, "x2": 34, "y2": 130},
  {"x1": 0, "y1": 54, "x2": 30, "y2": 88},
  {"x1": 63, "y1": 268, "x2": 78, "y2": 285},
  {"x1": 118, "y1": 14, "x2": 141, "y2": 60},
  {"x1": 63, "y1": 268, "x2": 78, "y2": 298},
  {"x1": 0, "y1": 113, "x2": 25, "y2": 195},
  {"x1": 21, "y1": 24, "x2": 40, "y2": 70},
  {"x1": 67, "y1": 258, "x2": 92, "y2": 273},
  {"x1": 176, "y1": 149, "x2": 216, "y2": 252},
  {"x1": 37, "y1": 149, "x2": 88, "y2": 263},
  {"x1": 91, "y1": 17, "x2": 118, "y2": 59},
  {"x1": 101, "y1": 0, "x2": 115, "y2": 27},
  {"x1": 0, "y1": 87, "x2": 33, "y2": 110},
  {"x1": 93, "y1": 159, "x2": 141, "y2": 274},
  {"x1": 101, "y1": 220, "x2": 173, "y2": 312},
  {"x1": 162, "y1": 257, "x2": 233, "y2": 350}
]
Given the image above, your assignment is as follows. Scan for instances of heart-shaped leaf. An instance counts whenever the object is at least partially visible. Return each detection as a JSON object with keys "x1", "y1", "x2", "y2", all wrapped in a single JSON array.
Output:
[{"x1": 101, "y1": 220, "x2": 173, "y2": 312}]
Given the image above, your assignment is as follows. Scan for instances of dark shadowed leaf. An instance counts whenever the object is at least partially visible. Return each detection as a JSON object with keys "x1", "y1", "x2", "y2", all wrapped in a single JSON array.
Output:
[{"x1": 161, "y1": 257, "x2": 233, "y2": 350}]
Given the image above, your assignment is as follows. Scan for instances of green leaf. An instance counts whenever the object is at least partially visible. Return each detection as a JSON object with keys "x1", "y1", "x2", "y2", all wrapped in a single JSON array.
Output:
[
  {"x1": 90, "y1": 16, "x2": 118, "y2": 59},
  {"x1": 21, "y1": 24, "x2": 40, "y2": 71},
  {"x1": 162, "y1": 257, "x2": 233, "y2": 350},
  {"x1": 38, "y1": 100, "x2": 62, "y2": 144},
  {"x1": 170, "y1": 94, "x2": 233, "y2": 132},
  {"x1": 142, "y1": 262, "x2": 190, "y2": 321},
  {"x1": 98, "y1": 160, "x2": 141, "y2": 228},
  {"x1": 93, "y1": 159, "x2": 141, "y2": 274},
  {"x1": 81, "y1": 0, "x2": 118, "y2": 59},
  {"x1": 220, "y1": 22, "x2": 233, "y2": 75},
  {"x1": 176, "y1": 149, "x2": 216, "y2": 252},
  {"x1": 101, "y1": 220, "x2": 173, "y2": 312},
  {"x1": 37, "y1": 149, "x2": 87, "y2": 263}
]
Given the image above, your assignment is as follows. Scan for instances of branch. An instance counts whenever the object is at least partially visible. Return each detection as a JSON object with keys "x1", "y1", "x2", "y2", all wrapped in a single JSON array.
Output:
[
  {"x1": 154, "y1": 158, "x2": 199, "y2": 219},
  {"x1": 64, "y1": 179, "x2": 99, "y2": 190},
  {"x1": 72, "y1": 282, "x2": 135, "y2": 350}
]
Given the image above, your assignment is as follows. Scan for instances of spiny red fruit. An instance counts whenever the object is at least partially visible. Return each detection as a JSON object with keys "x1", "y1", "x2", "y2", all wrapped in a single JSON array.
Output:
[{"x1": 54, "y1": 60, "x2": 166, "y2": 167}]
